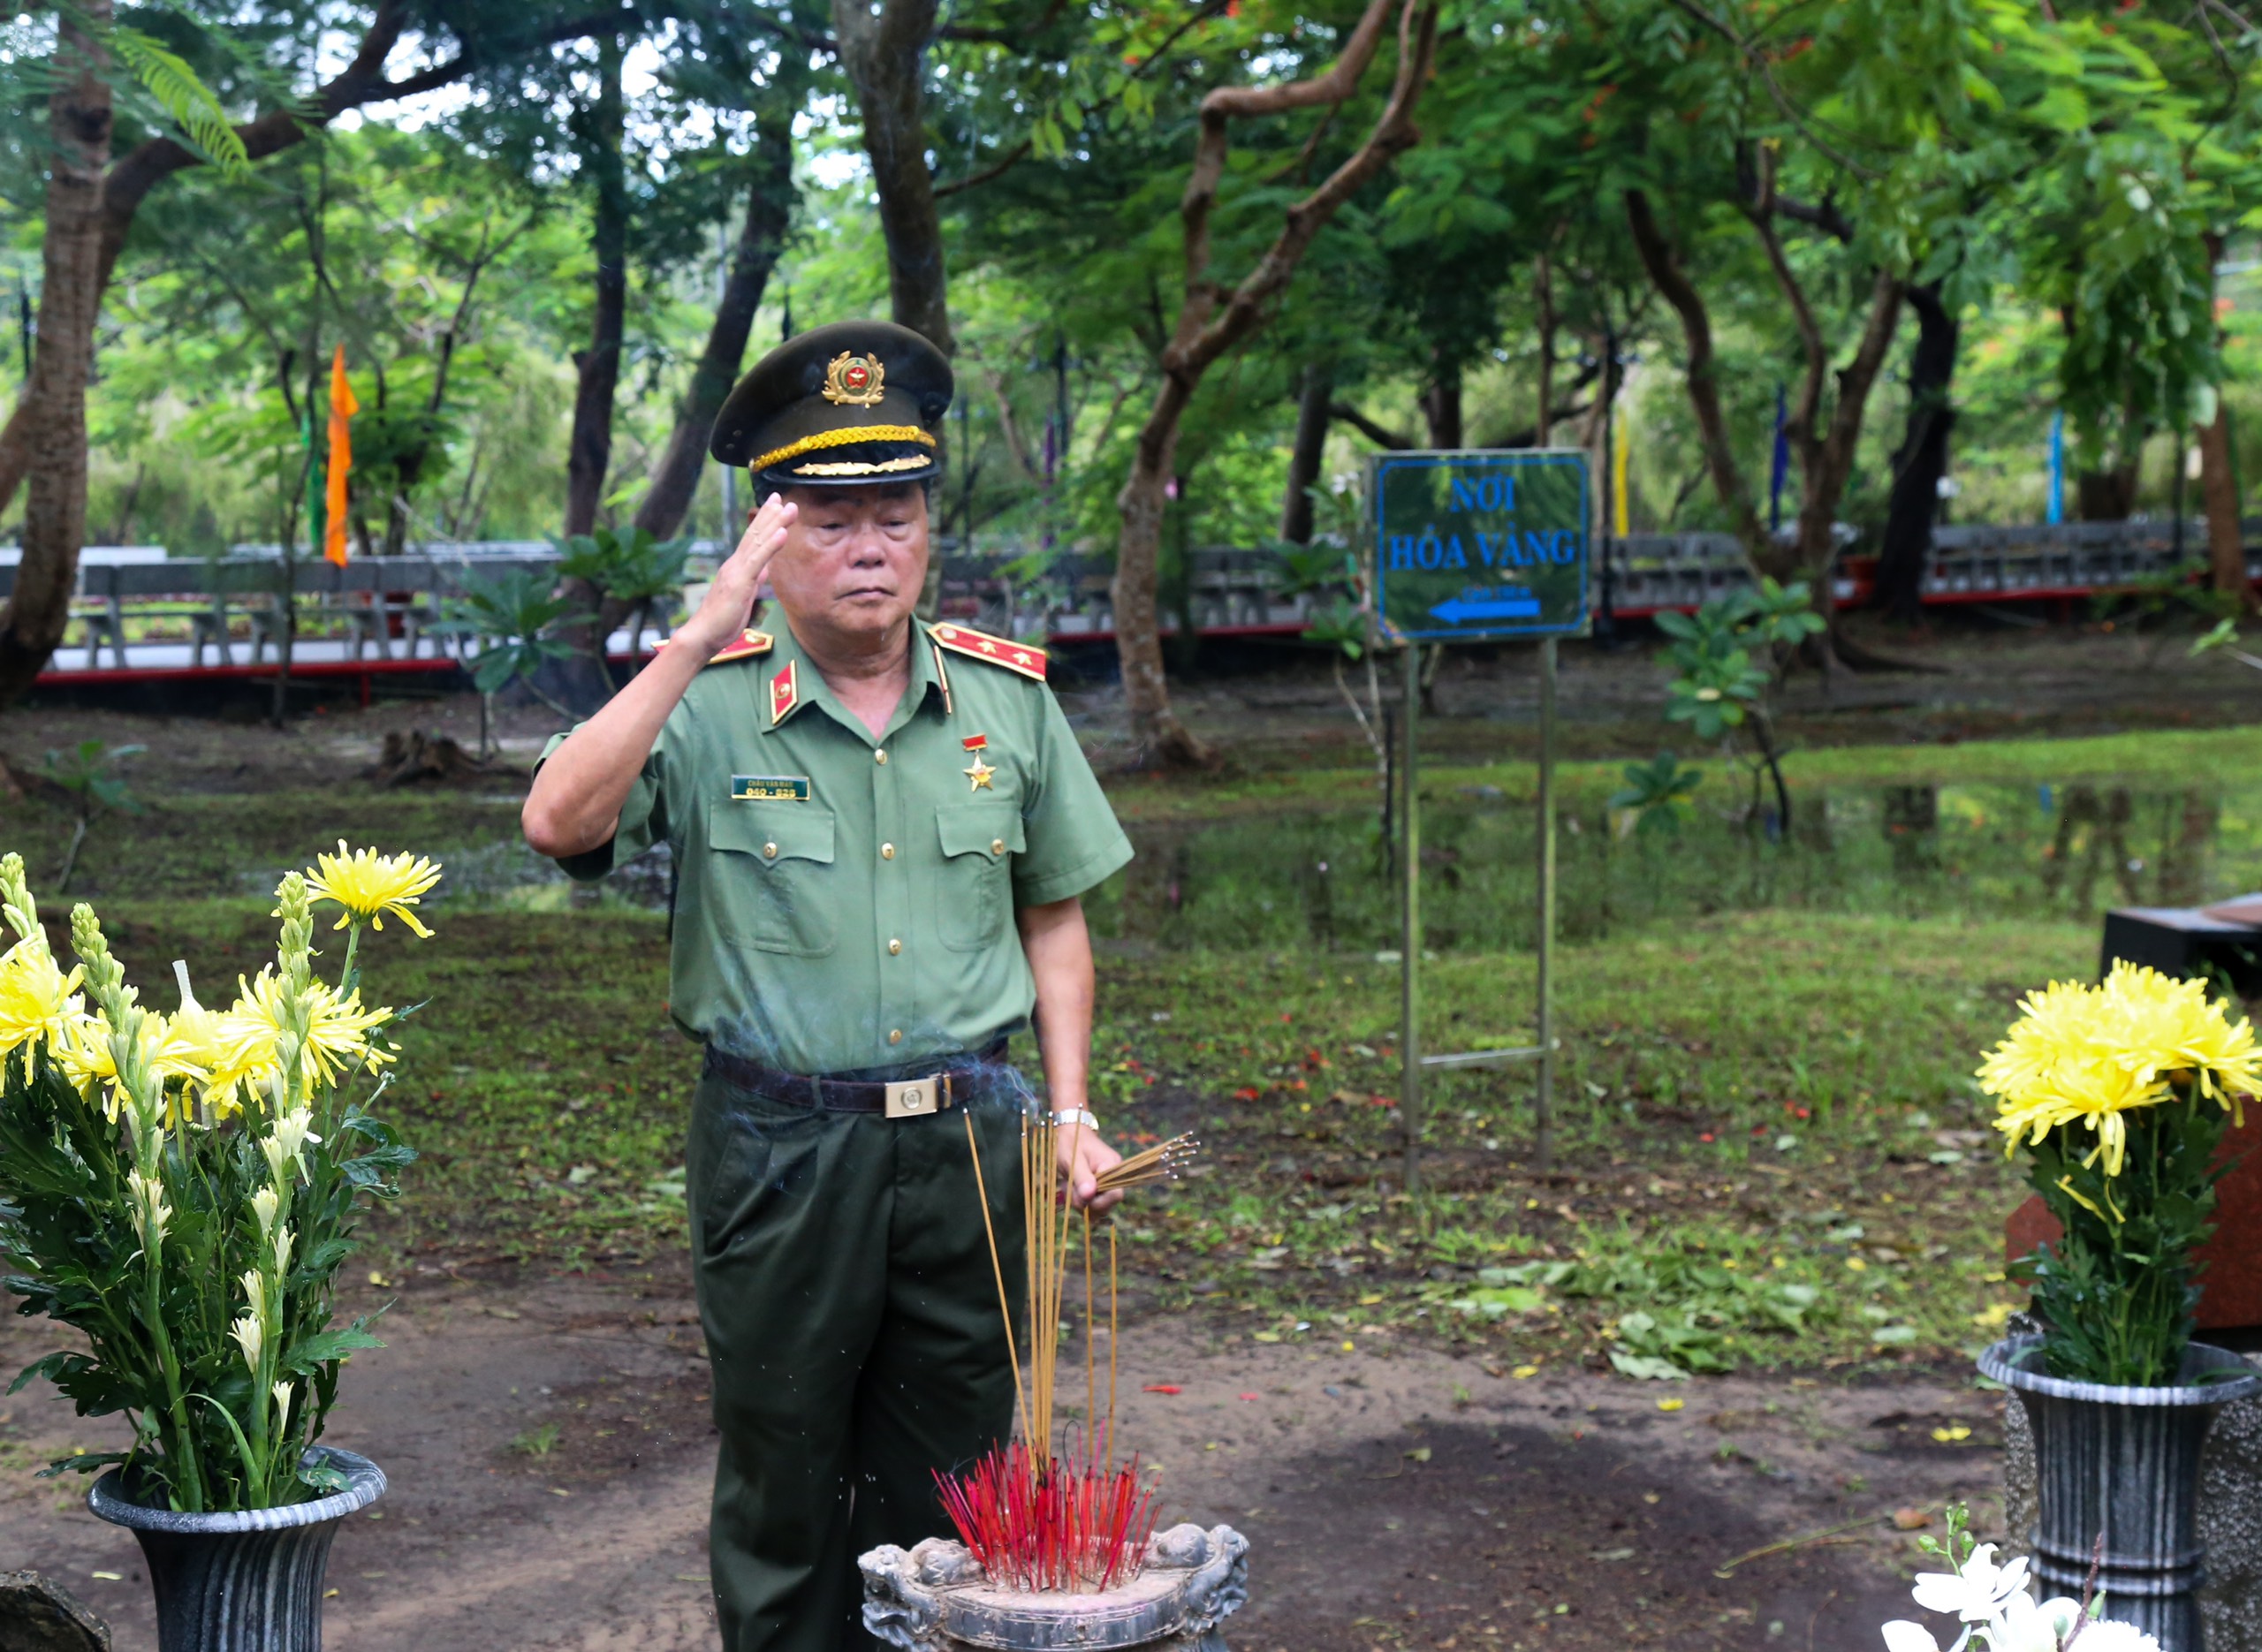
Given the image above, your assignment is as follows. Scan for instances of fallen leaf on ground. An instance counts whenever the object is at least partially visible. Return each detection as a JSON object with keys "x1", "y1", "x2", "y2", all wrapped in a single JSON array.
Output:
[
  {"x1": 1657, "y1": 1398, "x2": 1685, "y2": 1413},
  {"x1": 1143, "y1": 1384, "x2": 1182, "y2": 1395},
  {"x1": 1893, "y1": 1507, "x2": 1932, "y2": 1530},
  {"x1": 1239, "y1": 1391, "x2": 1260, "y2": 1401},
  {"x1": 1512, "y1": 1364, "x2": 1540, "y2": 1379}
]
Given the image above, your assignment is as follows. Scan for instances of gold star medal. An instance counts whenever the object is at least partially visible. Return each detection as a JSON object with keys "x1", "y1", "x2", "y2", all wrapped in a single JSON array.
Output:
[{"x1": 961, "y1": 733, "x2": 996, "y2": 792}]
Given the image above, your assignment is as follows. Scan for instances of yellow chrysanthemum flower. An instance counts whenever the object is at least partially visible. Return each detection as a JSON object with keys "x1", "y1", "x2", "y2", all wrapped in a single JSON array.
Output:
[
  {"x1": 304, "y1": 842, "x2": 442, "y2": 936},
  {"x1": 0, "y1": 941, "x2": 86, "y2": 1057},
  {"x1": 216, "y1": 968, "x2": 395, "y2": 1097},
  {"x1": 1976, "y1": 978, "x2": 2097, "y2": 1102},
  {"x1": 58, "y1": 1009, "x2": 210, "y2": 1125},
  {"x1": 2094, "y1": 961, "x2": 2262, "y2": 1103},
  {"x1": 162, "y1": 962, "x2": 269, "y2": 1121},
  {"x1": 1978, "y1": 962, "x2": 2260, "y2": 1178}
]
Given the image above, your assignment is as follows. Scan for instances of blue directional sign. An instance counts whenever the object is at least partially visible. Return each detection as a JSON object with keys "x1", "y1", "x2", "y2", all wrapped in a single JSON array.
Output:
[{"x1": 1371, "y1": 450, "x2": 1590, "y2": 643}]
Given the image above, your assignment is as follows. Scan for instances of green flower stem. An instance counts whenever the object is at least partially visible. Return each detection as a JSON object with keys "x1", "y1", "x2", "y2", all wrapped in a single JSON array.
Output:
[
  {"x1": 253, "y1": 1273, "x2": 279, "y2": 1500},
  {"x1": 338, "y1": 922, "x2": 362, "y2": 997},
  {"x1": 140, "y1": 1238, "x2": 204, "y2": 1512}
]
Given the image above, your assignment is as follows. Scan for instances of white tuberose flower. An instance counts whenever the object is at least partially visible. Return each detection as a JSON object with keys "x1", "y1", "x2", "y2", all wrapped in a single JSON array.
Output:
[
  {"x1": 229, "y1": 1314, "x2": 262, "y2": 1374},
  {"x1": 1911, "y1": 1544, "x2": 2031, "y2": 1623},
  {"x1": 1991, "y1": 1592, "x2": 2081, "y2": 1652},
  {"x1": 1880, "y1": 1622, "x2": 1946, "y2": 1652},
  {"x1": 2069, "y1": 1623, "x2": 2161, "y2": 1652}
]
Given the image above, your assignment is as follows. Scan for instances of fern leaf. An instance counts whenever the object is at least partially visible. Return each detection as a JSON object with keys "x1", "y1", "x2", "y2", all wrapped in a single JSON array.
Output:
[{"x1": 110, "y1": 27, "x2": 249, "y2": 180}]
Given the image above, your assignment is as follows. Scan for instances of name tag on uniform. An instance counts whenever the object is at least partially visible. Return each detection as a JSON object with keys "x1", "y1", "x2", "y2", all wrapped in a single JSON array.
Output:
[{"x1": 732, "y1": 775, "x2": 812, "y2": 802}]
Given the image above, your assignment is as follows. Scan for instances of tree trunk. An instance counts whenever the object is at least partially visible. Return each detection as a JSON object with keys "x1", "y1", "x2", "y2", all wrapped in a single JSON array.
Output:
[
  {"x1": 634, "y1": 102, "x2": 795, "y2": 541},
  {"x1": 1873, "y1": 278, "x2": 1957, "y2": 624},
  {"x1": 0, "y1": 407, "x2": 27, "y2": 531},
  {"x1": 2077, "y1": 462, "x2": 2140, "y2": 522},
  {"x1": 2198, "y1": 402, "x2": 2250, "y2": 610},
  {"x1": 1623, "y1": 187, "x2": 1772, "y2": 575},
  {"x1": 2197, "y1": 233, "x2": 2252, "y2": 612},
  {"x1": 1533, "y1": 251, "x2": 1555, "y2": 447},
  {"x1": 1418, "y1": 350, "x2": 1461, "y2": 447},
  {"x1": 1786, "y1": 269, "x2": 1901, "y2": 646},
  {"x1": 1112, "y1": 0, "x2": 1438, "y2": 768},
  {"x1": 833, "y1": 0, "x2": 954, "y2": 353},
  {"x1": 0, "y1": 6, "x2": 112, "y2": 708},
  {"x1": 565, "y1": 33, "x2": 627, "y2": 538},
  {"x1": 1280, "y1": 363, "x2": 1332, "y2": 542}
]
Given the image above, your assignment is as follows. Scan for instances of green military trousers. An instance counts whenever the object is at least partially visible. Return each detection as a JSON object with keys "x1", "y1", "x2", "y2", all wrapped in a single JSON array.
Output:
[{"x1": 686, "y1": 1059, "x2": 1028, "y2": 1652}]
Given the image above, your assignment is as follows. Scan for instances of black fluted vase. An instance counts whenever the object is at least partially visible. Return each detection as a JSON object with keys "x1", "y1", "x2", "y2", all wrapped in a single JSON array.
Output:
[
  {"x1": 1982, "y1": 1336, "x2": 2261, "y2": 1652},
  {"x1": 87, "y1": 1448, "x2": 385, "y2": 1652}
]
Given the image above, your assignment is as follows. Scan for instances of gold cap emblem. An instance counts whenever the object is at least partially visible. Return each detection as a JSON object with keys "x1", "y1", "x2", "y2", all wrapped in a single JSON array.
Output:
[{"x1": 823, "y1": 352, "x2": 886, "y2": 407}]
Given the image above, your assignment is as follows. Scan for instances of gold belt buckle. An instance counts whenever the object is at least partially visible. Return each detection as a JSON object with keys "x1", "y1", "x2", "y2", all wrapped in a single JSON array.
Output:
[{"x1": 884, "y1": 1073, "x2": 951, "y2": 1119}]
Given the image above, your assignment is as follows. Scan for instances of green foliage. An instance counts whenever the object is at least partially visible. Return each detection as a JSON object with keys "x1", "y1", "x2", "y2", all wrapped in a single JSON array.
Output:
[
  {"x1": 556, "y1": 527, "x2": 692, "y2": 608},
  {"x1": 105, "y1": 23, "x2": 249, "y2": 179},
  {"x1": 1607, "y1": 754, "x2": 1704, "y2": 838},
  {"x1": 2015, "y1": 1092, "x2": 2228, "y2": 1386},
  {"x1": 433, "y1": 569, "x2": 576, "y2": 701},
  {"x1": 510, "y1": 1421, "x2": 562, "y2": 1458},
  {"x1": 43, "y1": 738, "x2": 143, "y2": 817},
  {"x1": 1657, "y1": 580, "x2": 1818, "y2": 742},
  {"x1": 43, "y1": 739, "x2": 146, "y2": 891}
]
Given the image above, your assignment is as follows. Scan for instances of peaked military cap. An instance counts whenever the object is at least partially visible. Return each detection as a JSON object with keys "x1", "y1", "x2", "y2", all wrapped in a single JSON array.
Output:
[{"x1": 710, "y1": 320, "x2": 953, "y2": 489}]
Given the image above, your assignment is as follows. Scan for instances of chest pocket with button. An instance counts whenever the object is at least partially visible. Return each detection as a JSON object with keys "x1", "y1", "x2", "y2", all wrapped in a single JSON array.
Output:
[
  {"x1": 935, "y1": 803, "x2": 1025, "y2": 952},
  {"x1": 708, "y1": 806, "x2": 839, "y2": 957}
]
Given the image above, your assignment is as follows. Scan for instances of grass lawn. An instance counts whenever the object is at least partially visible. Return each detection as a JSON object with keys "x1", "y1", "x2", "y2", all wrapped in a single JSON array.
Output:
[
  {"x1": 23, "y1": 719, "x2": 2215, "y2": 1386},
  {"x1": 92, "y1": 894, "x2": 2087, "y2": 1385}
]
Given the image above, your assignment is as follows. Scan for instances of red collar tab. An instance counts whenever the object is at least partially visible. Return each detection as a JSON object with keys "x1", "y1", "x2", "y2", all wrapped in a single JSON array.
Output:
[
  {"x1": 928, "y1": 623, "x2": 1047, "y2": 682},
  {"x1": 769, "y1": 659, "x2": 800, "y2": 725}
]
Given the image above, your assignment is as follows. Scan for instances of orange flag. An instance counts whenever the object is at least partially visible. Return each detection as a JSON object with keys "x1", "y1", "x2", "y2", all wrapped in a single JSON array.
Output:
[{"x1": 323, "y1": 344, "x2": 358, "y2": 567}]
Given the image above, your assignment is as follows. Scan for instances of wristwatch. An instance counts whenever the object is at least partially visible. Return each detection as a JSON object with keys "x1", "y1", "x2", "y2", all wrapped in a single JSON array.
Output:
[{"x1": 1051, "y1": 1107, "x2": 1100, "y2": 1130}]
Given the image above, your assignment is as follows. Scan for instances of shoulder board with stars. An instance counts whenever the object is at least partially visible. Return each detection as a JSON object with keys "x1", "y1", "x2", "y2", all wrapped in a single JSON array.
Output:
[
  {"x1": 651, "y1": 628, "x2": 773, "y2": 666},
  {"x1": 926, "y1": 623, "x2": 1047, "y2": 682}
]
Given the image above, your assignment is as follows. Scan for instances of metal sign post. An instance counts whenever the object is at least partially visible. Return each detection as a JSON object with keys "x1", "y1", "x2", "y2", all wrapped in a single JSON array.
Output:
[{"x1": 1370, "y1": 450, "x2": 1590, "y2": 1192}]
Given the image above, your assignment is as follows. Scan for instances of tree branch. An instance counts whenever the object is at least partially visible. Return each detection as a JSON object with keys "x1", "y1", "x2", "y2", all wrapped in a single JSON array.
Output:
[
  {"x1": 932, "y1": 0, "x2": 1233, "y2": 200},
  {"x1": 1661, "y1": 0, "x2": 1879, "y2": 182},
  {"x1": 1624, "y1": 185, "x2": 1771, "y2": 571},
  {"x1": 1328, "y1": 402, "x2": 1413, "y2": 450},
  {"x1": 1741, "y1": 149, "x2": 1826, "y2": 458},
  {"x1": 1169, "y1": 0, "x2": 1438, "y2": 393},
  {"x1": 1175, "y1": 0, "x2": 1408, "y2": 341},
  {"x1": 1773, "y1": 192, "x2": 1855, "y2": 243}
]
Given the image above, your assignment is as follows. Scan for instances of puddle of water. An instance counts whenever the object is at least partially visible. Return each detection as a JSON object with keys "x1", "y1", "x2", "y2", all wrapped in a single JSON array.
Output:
[
  {"x1": 1084, "y1": 782, "x2": 2259, "y2": 953},
  {"x1": 336, "y1": 782, "x2": 2256, "y2": 954}
]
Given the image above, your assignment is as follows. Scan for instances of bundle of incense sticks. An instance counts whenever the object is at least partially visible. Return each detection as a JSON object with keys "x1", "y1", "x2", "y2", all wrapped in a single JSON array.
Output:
[
  {"x1": 1091, "y1": 1131, "x2": 1199, "y2": 1196},
  {"x1": 949, "y1": 1110, "x2": 1198, "y2": 1593},
  {"x1": 932, "y1": 1438, "x2": 1157, "y2": 1594}
]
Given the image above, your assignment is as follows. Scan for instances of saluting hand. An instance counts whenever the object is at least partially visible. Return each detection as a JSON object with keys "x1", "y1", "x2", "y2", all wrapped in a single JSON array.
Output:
[{"x1": 682, "y1": 492, "x2": 797, "y2": 655}]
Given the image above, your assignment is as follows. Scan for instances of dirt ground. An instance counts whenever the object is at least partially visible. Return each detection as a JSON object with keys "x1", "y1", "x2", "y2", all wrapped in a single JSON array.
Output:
[{"x1": 0, "y1": 1264, "x2": 2000, "y2": 1652}]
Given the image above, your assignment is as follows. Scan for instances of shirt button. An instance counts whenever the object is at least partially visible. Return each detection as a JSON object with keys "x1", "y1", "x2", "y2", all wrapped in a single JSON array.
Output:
[
  {"x1": 888, "y1": 1029, "x2": 903, "y2": 1045},
  {"x1": 875, "y1": 749, "x2": 887, "y2": 764},
  {"x1": 888, "y1": 938, "x2": 902, "y2": 955},
  {"x1": 880, "y1": 843, "x2": 896, "y2": 860},
  {"x1": 762, "y1": 842, "x2": 778, "y2": 860},
  {"x1": 991, "y1": 838, "x2": 1005, "y2": 855}
]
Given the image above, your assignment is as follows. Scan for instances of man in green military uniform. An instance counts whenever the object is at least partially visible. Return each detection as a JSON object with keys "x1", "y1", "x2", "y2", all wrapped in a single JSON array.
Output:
[{"x1": 522, "y1": 321, "x2": 1134, "y2": 1652}]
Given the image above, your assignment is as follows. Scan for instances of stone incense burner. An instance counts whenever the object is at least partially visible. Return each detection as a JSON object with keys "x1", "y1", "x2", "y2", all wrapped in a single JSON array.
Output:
[{"x1": 861, "y1": 1523, "x2": 1249, "y2": 1652}]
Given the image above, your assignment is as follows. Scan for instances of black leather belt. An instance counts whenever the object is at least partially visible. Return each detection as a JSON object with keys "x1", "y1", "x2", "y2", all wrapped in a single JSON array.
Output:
[{"x1": 702, "y1": 1038, "x2": 1010, "y2": 1119}]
